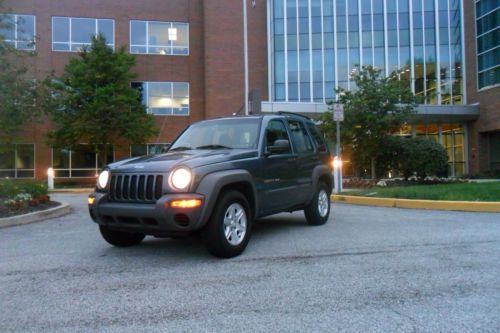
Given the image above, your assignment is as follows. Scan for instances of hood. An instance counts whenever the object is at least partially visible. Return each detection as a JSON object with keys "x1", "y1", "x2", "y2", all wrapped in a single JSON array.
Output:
[{"x1": 108, "y1": 149, "x2": 258, "y2": 173}]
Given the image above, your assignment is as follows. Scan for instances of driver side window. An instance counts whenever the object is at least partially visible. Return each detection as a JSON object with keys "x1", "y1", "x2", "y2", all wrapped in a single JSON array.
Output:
[{"x1": 265, "y1": 120, "x2": 291, "y2": 154}]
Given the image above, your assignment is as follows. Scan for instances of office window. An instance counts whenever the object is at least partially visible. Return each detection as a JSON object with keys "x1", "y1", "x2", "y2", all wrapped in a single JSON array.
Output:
[
  {"x1": 130, "y1": 20, "x2": 189, "y2": 55},
  {"x1": 52, "y1": 17, "x2": 114, "y2": 52},
  {"x1": 132, "y1": 82, "x2": 189, "y2": 116},
  {"x1": 0, "y1": 144, "x2": 35, "y2": 178},
  {"x1": 476, "y1": 1, "x2": 500, "y2": 89},
  {"x1": 0, "y1": 14, "x2": 35, "y2": 50},
  {"x1": 52, "y1": 144, "x2": 113, "y2": 178},
  {"x1": 130, "y1": 143, "x2": 171, "y2": 157}
]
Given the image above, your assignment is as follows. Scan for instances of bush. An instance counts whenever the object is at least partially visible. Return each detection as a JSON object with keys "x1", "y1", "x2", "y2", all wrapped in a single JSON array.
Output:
[
  {"x1": 19, "y1": 182, "x2": 48, "y2": 199},
  {"x1": 0, "y1": 180, "x2": 19, "y2": 198},
  {"x1": 401, "y1": 138, "x2": 448, "y2": 178},
  {"x1": 0, "y1": 180, "x2": 48, "y2": 199},
  {"x1": 377, "y1": 137, "x2": 448, "y2": 178}
]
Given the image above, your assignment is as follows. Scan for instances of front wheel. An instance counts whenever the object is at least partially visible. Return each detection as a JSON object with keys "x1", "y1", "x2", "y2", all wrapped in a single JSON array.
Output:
[
  {"x1": 202, "y1": 190, "x2": 252, "y2": 258},
  {"x1": 304, "y1": 182, "x2": 331, "y2": 225},
  {"x1": 99, "y1": 225, "x2": 145, "y2": 247}
]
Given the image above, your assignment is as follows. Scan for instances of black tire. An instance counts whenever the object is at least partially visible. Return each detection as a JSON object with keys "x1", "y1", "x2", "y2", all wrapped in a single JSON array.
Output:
[
  {"x1": 304, "y1": 182, "x2": 331, "y2": 226},
  {"x1": 99, "y1": 225, "x2": 145, "y2": 247},
  {"x1": 202, "y1": 190, "x2": 252, "y2": 258}
]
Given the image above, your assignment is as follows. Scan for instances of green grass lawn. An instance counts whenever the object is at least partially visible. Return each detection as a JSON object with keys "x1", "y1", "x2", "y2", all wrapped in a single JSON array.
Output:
[{"x1": 346, "y1": 182, "x2": 500, "y2": 202}]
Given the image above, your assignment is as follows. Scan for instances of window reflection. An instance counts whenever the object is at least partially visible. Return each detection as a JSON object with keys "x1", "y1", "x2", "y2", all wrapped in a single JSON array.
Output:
[{"x1": 52, "y1": 17, "x2": 114, "y2": 52}]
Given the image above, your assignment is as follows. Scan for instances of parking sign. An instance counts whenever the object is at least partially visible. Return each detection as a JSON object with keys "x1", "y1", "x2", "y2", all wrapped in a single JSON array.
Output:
[{"x1": 333, "y1": 103, "x2": 344, "y2": 122}]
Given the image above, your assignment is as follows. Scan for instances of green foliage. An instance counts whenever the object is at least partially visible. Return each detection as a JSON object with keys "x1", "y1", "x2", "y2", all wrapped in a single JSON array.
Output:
[
  {"x1": 0, "y1": 8, "x2": 40, "y2": 143},
  {"x1": 319, "y1": 65, "x2": 416, "y2": 177},
  {"x1": 352, "y1": 182, "x2": 500, "y2": 202},
  {"x1": 0, "y1": 179, "x2": 18, "y2": 198},
  {"x1": 19, "y1": 182, "x2": 48, "y2": 198},
  {"x1": 399, "y1": 137, "x2": 449, "y2": 178},
  {"x1": 0, "y1": 180, "x2": 47, "y2": 199},
  {"x1": 375, "y1": 136, "x2": 407, "y2": 177},
  {"x1": 375, "y1": 136, "x2": 449, "y2": 178},
  {"x1": 42, "y1": 34, "x2": 158, "y2": 167}
]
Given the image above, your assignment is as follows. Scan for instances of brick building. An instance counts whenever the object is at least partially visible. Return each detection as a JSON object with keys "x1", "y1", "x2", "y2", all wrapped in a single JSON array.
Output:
[{"x1": 0, "y1": 0, "x2": 498, "y2": 181}]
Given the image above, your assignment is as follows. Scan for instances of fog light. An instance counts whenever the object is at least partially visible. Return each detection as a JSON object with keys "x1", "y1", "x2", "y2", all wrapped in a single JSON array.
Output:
[
  {"x1": 170, "y1": 199, "x2": 202, "y2": 208},
  {"x1": 88, "y1": 196, "x2": 95, "y2": 205}
]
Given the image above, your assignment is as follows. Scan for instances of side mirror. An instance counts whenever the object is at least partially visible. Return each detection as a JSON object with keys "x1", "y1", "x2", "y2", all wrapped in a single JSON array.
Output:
[
  {"x1": 161, "y1": 145, "x2": 171, "y2": 153},
  {"x1": 267, "y1": 139, "x2": 290, "y2": 155}
]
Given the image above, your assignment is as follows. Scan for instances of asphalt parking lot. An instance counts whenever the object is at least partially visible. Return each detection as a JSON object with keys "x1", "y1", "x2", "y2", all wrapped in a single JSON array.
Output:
[{"x1": 0, "y1": 193, "x2": 499, "y2": 333}]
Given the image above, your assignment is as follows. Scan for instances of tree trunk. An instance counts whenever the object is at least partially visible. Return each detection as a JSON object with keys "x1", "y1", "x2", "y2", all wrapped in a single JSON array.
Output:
[
  {"x1": 99, "y1": 145, "x2": 108, "y2": 169},
  {"x1": 371, "y1": 157, "x2": 376, "y2": 179}
]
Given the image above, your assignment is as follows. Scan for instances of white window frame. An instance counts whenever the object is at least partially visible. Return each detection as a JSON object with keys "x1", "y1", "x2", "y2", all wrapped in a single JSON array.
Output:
[
  {"x1": 0, "y1": 14, "x2": 36, "y2": 50},
  {"x1": 0, "y1": 143, "x2": 36, "y2": 179},
  {"x1": 51, "y1": 16, "x2": 115, "y2": 52},
  {"x1": 129, "y1": 20, "x2": 189, "y2": 56}
]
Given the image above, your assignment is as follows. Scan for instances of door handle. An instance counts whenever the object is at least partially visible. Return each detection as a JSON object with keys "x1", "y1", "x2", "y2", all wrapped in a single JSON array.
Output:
[{"x1": 287, "y1": 157, "x2": 297, "y2": 163}]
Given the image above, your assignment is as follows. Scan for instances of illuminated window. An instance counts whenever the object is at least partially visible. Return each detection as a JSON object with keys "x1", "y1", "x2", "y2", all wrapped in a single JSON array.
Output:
[
  {"x1": 130, "y1": 20, "x2": 189, "y2": 55},
  {"x1": 131, "y1": 82, "x2": 189, "y2": 116}
]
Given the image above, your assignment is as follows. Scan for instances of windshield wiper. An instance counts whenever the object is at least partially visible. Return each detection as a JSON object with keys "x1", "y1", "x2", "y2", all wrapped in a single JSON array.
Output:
[
  {"x1": 169, "y1": 146, "x2": 192, "y2": 151},
  {"x1": 195, "y1": 144, "x2": 232, "y2": 150}
]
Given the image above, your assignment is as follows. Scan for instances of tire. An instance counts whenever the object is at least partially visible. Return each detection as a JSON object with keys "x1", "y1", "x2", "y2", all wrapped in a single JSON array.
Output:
[
  {"x1": 99, "y1": 225, "x2": 145, "y2": 247},
  {"x1": 304, "y1": 182, "x2": 331, "y2": 226},
  {"x1": 202, "y1": 190, "x2": 252, "y2": 258}
]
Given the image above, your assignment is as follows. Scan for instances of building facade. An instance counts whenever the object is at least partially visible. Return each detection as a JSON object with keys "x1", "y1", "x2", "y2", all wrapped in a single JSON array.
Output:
[{"x1": 0, "y1": 0, "x2": 498, "y2": 181}]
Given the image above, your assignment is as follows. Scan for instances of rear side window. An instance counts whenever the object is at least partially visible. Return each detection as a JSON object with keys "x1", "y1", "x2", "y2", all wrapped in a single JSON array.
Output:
[
  {"x1": 306, "y1": 122, "x2": 328, "y2": 153},
  {"x1": 287, "y1": 119, "x2": 314, "y2": 154}
]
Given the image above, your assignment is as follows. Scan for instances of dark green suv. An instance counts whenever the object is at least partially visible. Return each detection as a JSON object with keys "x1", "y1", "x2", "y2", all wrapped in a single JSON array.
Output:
[{"x1": 89, "y1": 113, "x2": 333, "y2": 258}]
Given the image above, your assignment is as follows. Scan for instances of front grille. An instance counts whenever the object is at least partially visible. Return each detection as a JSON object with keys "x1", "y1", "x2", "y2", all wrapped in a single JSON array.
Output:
[{"x1": 109, "y1": 174, "x2": 164, "y2": 202}]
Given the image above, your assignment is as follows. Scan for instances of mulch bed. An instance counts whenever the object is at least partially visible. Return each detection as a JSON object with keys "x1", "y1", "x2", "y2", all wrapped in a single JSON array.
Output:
[{"x1": 0, "y1": 201, "x2": 61, "y2": 219}]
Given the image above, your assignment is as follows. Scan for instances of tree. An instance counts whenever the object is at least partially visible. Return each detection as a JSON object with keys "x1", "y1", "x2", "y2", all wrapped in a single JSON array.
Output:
[
  {"x1": 0, "y1": 7, "x2": 40, "y2": 144},
  {"x1": 320, "y1": 65, "x2": 416, "y2": 178},
  {"x1": 43, "y1": 34, "x2": 158, "y2": 167}
]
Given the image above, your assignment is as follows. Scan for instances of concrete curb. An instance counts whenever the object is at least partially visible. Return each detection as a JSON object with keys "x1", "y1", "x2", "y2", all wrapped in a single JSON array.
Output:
[
  {"x1": 51, "y1": 188, "x2": 93, "y2": 193},
  {"x1": 332, "y1": 195, "x2": 500, "y2": 213},
  {"x1": 0, "y1": 202, "x2": 72, "y2": 228}
]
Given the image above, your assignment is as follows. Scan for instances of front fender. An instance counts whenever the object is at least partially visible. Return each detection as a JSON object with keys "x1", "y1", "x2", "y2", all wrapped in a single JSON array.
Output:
[{"x1": 194, "y1": 169, "x2": 257, "y2": 229}]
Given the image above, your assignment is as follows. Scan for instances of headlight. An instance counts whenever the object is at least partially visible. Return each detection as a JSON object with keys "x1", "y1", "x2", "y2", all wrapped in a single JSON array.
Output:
[
  {"x1": 97, "y1": 170, "x2": 110, "y2": 189},
  {"x1": 170, "y1": 167, "x2": 192, "y2": 190}
]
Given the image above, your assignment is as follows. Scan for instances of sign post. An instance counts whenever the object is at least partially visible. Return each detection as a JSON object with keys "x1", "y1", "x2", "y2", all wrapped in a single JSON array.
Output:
[{"x1": 332, "y1": 103, "x2": 344, "y2": 194}]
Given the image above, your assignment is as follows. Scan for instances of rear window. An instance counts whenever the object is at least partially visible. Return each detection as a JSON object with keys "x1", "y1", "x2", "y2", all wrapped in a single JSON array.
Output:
[{"x1": 306, "y1": 122, "x2": 328, "y2": 153}]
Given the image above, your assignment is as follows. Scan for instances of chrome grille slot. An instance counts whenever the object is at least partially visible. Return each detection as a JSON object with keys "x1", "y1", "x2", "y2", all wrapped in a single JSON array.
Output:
[{"x1": 108, "y1": 173, "x2": 164, "y2": 203}]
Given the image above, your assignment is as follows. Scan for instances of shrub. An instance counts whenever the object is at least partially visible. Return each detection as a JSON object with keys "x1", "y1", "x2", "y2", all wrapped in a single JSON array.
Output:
[
  {"x1": 377, "y1": 136, "x2": 448, "y2": 178},
  {"x1": 401, "y1": 138, "x2": 449, "y2": 178},
  {"x1": 0, "y1": 180, "x2": 48, "y2": 199},
  {"x1": 0, "y1": 180, "x2": 19, "y2": 198},
  {"x1": 19, "y1": 182, "x2": 48, "y2": 199}
]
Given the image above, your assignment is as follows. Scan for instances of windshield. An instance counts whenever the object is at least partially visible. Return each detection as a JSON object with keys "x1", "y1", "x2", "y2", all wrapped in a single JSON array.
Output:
[{"x1": 170, "y1": 118, "x2": 261, "y2": 151}]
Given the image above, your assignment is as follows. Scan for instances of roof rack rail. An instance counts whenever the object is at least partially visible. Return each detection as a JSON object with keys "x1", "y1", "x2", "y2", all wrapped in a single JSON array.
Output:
[{"x1": 277, "y1": 111, "x2": 312, "y2": 120}]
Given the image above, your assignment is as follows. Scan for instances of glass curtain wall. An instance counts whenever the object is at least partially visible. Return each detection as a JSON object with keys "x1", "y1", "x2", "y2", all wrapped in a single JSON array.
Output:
[{"x1": 271, "y1": 0, "x2": 464, "y2": 105}]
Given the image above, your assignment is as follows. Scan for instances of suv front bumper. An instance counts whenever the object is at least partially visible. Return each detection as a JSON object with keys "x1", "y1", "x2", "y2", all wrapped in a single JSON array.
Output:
[{"x1": 88, "y1": 192, "x2": 205, "y2": 236}]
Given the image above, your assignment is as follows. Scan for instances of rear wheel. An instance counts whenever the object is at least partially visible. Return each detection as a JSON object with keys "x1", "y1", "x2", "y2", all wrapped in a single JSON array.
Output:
[
  {"x1": 304, "y1": 182, "x2": 331, "y2": 225},
  {"x1": 202, "y1": 190, "x2": 252, "y2": 258},
  {"x1": 99, "y1": 225, "x2": 145, "y2": 247}
]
